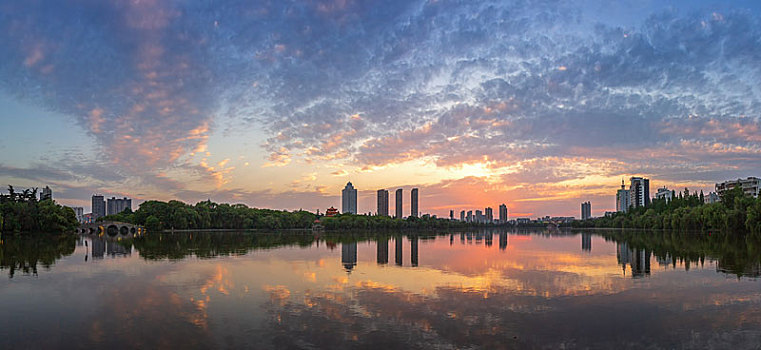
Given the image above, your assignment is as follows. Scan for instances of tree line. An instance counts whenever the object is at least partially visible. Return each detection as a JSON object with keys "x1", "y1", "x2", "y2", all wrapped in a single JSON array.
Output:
[
  {"x1": 0, "y1": 186, "x2": 79, "y2": 234},
  {"x1": 572, "y1": 186, "x2": 761, "y2": 233},
  {"x1": 101, "y1": 199, "x2": 474, "y2": 231}
]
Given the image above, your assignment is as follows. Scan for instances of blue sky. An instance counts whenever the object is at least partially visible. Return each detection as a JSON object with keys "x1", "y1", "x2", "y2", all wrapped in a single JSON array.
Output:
[{"x1": 1, "y1": 0, "x2": 760, "y2": 217}]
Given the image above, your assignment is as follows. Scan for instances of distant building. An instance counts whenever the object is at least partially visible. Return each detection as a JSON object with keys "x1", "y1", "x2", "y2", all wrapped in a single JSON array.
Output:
[
  {"x1": 376, "y1": 189, "x2": 389, "y2": 216},
  {"x1": 40, "y1": 186, "x2": 52, "y2": 201},
  {"x1": 341, "y1": 182, "x2": 357, "y2": 214},
  {"x1": 581, "y1": 201, "x2": 591, "y2": 220},
  {"x1": 629, "y1": 177, "x2": 650, "y2": 208},
  {"x1": 68, "y1": 206, "x2": 84, "y2": 223},
  {"x1": 460, "y1": 210, "x2": 465, "y2": 221},
  {"x1": 395, "y1": 189, "x2": 403, "y2": 219},
  {"x1": 705, "y1": 191, "x2": 720, "y2": 204},
  {"x1": 107, "y1": 197, "x2": 132, "y2": 216},
  {"x1": 716, "y1": 177, "x2": 760, "y2": 198},
  {"x1": 326, "y1": 207, "x2": 339, "y2": 217},
  {"x1": 82, "y1": 213, "x2": 96, "y2": 224},
  {"x1": 475, "y1": 210, "x2": 484, "y2": 223},
  {"x1": 92, "y1": 195, "x2": 106, "y2": 219},
  {"x1": 466, "y1": 210, "x2": 473, "y2": 222},
  {"x1": 410, "y1": 188, "x2": 419, "y2": 218},
  {"x1": 485, "y1": 207, "x2": 493, "y2": 223},
  {"x1": 655, "y1": 187, "x2": 673, "y2": 202},
  {"x1": 616, "y1": 179, "x2": 630, "y2": 213},
  {"x1": 498, "y1": 203, "x2": 508, "y2": 223},
  {"x1": 516, "y1": 218, "x2": 531, "y2": 225},
  {"x1": 449, "y1": 210, "x2": 454, "y2": 220},
  {"x1": 604, "y1": 211, "x2": 616, "y2": 217}
]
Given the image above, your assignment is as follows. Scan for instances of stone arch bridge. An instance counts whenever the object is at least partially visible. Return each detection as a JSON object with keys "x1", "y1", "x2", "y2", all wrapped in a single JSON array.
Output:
[{"x1": 78, "y1": 221, "x2": 145, "y2": 238}]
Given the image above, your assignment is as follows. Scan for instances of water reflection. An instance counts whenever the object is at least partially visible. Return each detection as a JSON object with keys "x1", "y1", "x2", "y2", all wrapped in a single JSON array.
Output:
[{"x1": 2, "y1": 230, "x2": 761, "y2": 349}]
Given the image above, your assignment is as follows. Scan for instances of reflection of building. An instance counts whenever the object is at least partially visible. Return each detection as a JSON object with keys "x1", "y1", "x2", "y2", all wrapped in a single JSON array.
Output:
[
  {"x1": 377, "y1": 238, "x2": 388, "y2": 264},
  {"x1": 655, "y1": 187, "x2": 672, "y2": 202},
  {"x1": 107, "y1": 240, "x2": 131, "y2": 257},
  {"x1": 395, "y1": 236, "x2": 403, "y2": 266},
  {"x1": 395, "y1": 189, "x2": 403, "y2": 219},
  {"x1": 92, "y1": 195, "x2": 106, "y2": 219},
  {"x1": 376, "y1": 189, "x2": 389, "y2": 216},
  {"x1": 410, "y1": 236, "x2": 418, "y2": 267},
  {"x1": 499, "y1": 233, "x2": 508, "y2": 251},
  {"x1": 616, "y1": 242, "x2": 650, "y2": 278},
  {"x1": 499, "y1": 204, "x2": 508, "y2": 223},
  {"x1": 107, "y1": 197, "x2": 132, "y2": 215},
  {"x1": 341, "y1": 242, "x2": 357, "y2": 272},
  {"x1": 90, "y1": 238, "x2": 106, "y2": 259},
  {"x1": 341, "y1": 182, "x2": 357, "y2": 214},
  {"x1": 616, "y1": 180, "x2": 630, "y2": 213},
  {"x1": 581, "y1": 233, "x2": 591, "y2": 252},
  {"x1": 629, "y1": 177, "x2": 650, "y2": 209},
  {"x1": 40, "y1": 186, "x2": 52, "y2": 201},
  {"x1": 581, "y1": 201, "x2": 591, "y2": 220},
  {"x1": 410, "y1": 188, "x2": 419, "y2": 218},
  {"x1": 485, "y1": 233, "x2": 493, "y2": 247},
  {"x1": 716, "y1": 177, "x2": 760, "y2": 198}
]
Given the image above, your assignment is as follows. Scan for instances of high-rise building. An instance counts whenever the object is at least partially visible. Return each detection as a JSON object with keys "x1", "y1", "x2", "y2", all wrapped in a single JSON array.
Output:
[
  {"x1": 107, "y1": 197, "x2": 132, "y2": 216},
  {"x1": 40, "y1": 186, "x2": 52, "y2": 201},
  {"x1": 410, "y1": 188, "x2": 419, "y2": 218},
  {"x1": 342, "y1": 182, "x2": 357, "y2": 214},
  {"x1": 68, "y1": 206, "x2": 84, "y2": 223},
  {"x1": 629, "y1": 177, "x2": 650, "y2": 208},
  {"x1": 581, "y1": 201, "x2": 591, "y2": 220},
  {"x1": 655, "y1": 187, "x2": 673, "y2": 202},
  {"x1": 475, "y1": 210, "x2": 483, "y2": 223},
  {"x1": 449, "y1": 210, "x2": 454, "y2": 220},
  {"x1": 395, "y1": 189, "x2": 403, "y2": 218},
  {"x1": 376, "y1": 189, "x2": 389, "y2": 216},
  {"x1": 485, "y1": 207, "x2": 493, "y2": 223},
  {"x1": 716, "y1": 177, "x2": 760, "y2": 198},
  {"x1": 616, "y1": 179, "x2": 630, "y2": 212},
  {"x1": 466, "y1": 210, "x2": 473, "y2": 222},
  {"x1": 498, "y1": 204, "x2": 508, "y2": 223},
  {"x1": 92, "y1": 195, "x2": 106, "y2": 219},
  {"x1": 460, "y1": 210, "x2": 465, "y2": 221}
]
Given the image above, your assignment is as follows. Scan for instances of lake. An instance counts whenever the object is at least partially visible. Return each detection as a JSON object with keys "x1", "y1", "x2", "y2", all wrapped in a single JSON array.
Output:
[{"x1": 1, "y1": 229, "x2": 761, "y2": 349}]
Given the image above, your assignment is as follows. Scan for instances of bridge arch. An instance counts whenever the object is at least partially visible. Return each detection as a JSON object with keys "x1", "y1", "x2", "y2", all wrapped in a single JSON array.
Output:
[{"x1": 107, "y1": 225, "x2": 119, "y2": 236}]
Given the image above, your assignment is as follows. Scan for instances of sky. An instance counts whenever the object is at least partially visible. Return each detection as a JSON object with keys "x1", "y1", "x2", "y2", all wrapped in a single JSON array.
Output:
[{"x1": 1, "y1": 0, "x2": 760, "y2": 218}]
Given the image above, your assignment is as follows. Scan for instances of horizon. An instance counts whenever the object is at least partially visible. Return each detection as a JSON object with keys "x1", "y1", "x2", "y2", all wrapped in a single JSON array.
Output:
[{"x1": 2, "y1": 1, "x2": 761, "y2": 218}]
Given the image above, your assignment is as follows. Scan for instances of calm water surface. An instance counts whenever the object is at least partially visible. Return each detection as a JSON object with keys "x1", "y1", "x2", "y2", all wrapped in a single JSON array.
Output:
[{"x1": 1, "y1": 230, "x2": 761, "y2": 349}]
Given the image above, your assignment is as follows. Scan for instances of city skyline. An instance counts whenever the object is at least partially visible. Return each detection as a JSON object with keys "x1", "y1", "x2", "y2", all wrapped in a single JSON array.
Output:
[{"x1": 2, "y1": 1, "x2": 761, "y2": 218}]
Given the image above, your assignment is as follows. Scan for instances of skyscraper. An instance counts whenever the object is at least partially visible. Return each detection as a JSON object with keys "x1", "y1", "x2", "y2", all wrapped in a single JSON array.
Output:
[
  {"x1": 410, "y1": 188, "x2": 419, "y2": 217},
  {"x1": 107, "y1": 197, "x2": 132, "y2": 216},
  {"x1": 485, "y1": 207, "x2": 493, "y2": 223},
  {"x1": 92, "y1": 194, "x2": 105, "y2": 219},
  {"x1": 342, "y1": 182, "x2": 357, "y2": 214},
  {"x1": 460, "y1": 210, "x2": 465, "y2": 221},
  {"x1": 449, "y1": 210, "x2": 454, "y2": 220},
  {"x1": 629, "y1": 177, "x2": 650, "y2": 208},
  {"x1": 376, "y1": 189, "x2": 389, "y2": 216},
  {"x1": 616, "y1": 179, "x2": 630, "y2": 212},
  {"x1": 395, "y1": 188, "x2": 403, "y2": 219},
  {"x1": 581, "y1": 201, "x2": 591, "y2": 220},
  {"x1": 499, "y1": 203, "x2": 508, "y2": 223}
]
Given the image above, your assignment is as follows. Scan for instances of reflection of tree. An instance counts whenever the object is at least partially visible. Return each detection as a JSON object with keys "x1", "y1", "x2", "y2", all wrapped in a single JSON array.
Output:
[
  {"x1": 132, "y1": 232, "x2": 439, "y2": 261},
  {"x1": 0, "y1": 234, "x2": 76, "y2": 277},
  {"x1": 597, "y1": 229, "x2": 761, "y2": 278}
]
